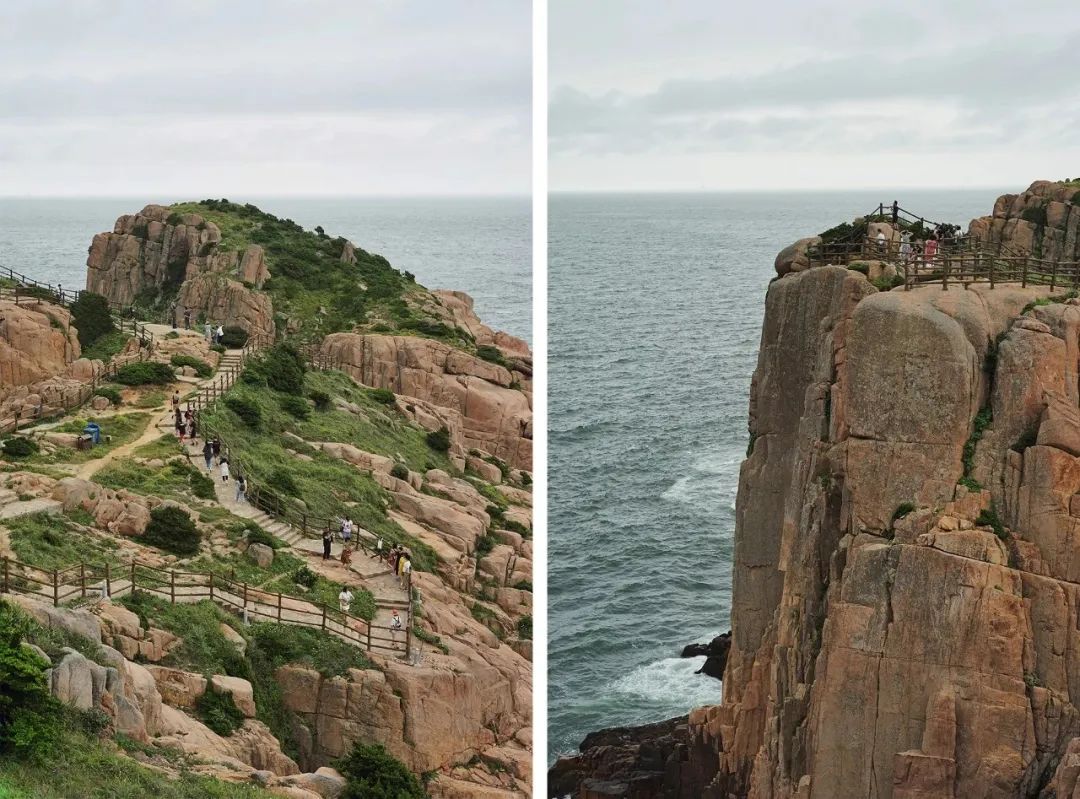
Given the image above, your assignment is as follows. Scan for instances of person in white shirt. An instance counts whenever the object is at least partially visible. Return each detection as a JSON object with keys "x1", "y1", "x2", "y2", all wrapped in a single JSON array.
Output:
[
  {"x1": 400, "y1": 557, "x2": 412, "y2": 590},
  {"x1": 338, "y1": 587, "x2": 354, "y2": 614},
  {"x1": 389, "y1": 609, "x2": 403, "y2": 642},
  {"x1": 876, "y1": 230, "x2": 887, "y2": 254},
  {"x1": 216, "y1": 324, "x2": 224, "y2": 344},
  {"x1": 220, "y1": 458, "x2": 230, "y2": 482}
]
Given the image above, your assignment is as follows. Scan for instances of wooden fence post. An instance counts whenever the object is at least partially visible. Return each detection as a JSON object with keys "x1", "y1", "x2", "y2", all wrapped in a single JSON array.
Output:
[
  {"x1": 105, "y1": 563, "x2": 111, "y2": 599},
  {"x1": 321, "y1": 605, "x2": 327, "y2": 631},
  {"x1": 170, "y1": 570, "x2": 176, "y2": 604},
  {"x1": 209, "y1": 572, "x2": 214, "y2": 601},
  {"x1": 367, "y1": 623, "x2": 372, "y2": 652},
  {"x1": 277, "y1": 592, "x2": 282, "y2": 622},
  {"x1": 2, "y1": 557, "x2": 8, "y2": 593},
  {"x1": 80, "y1": 564, "x2": 86, "y2": 598},
  {"x1": 1051, "y1": 259, "x2": 1058, "y2": 291},
  {"x1": 52, "y1": 569, "x2": 59, "y2": 607},
  {"x1": 1022, "y1": 257, "x2": 1029, "y2": 288},
  {"x1": 131, "y1": 562, "x2": 136, "y2": 594}
]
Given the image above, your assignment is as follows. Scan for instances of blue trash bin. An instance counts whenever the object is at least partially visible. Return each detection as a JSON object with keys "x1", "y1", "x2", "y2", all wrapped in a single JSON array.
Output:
[{"x1": 84, "y1": 422, "x2": 101, "y2": 445}]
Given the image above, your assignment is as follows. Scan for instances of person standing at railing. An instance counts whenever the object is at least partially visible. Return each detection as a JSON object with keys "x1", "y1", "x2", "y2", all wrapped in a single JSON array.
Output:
[
  {"x1": 322, "y1": 528, "x2": 334, "y2": 560},
  {"x1": 399, "y1": 556, "x2": 411, "y2": 590},
  {"x1": 183, "y1": 307, "x2": 191, "y2": 330},
  {"x1": 212, "y1": 436, "x2": 221, "y2": 466},
  {"x1": 900, "y1": 231, "x2": 912, "y2": 265},
  {"x1": 235, "y1": 474, "x2": 246, "y2": 503},
  {"x1": 390, "y1": 609, "x2": 403, "y2": 643},
  {"x1": 924, "y1": 235, "x2": 939, "y2": 268},
  {"x1": 175, "y1": 408, "x2": 185, "y2": 441},
  {"x1": 215, "y1": 324, "x2": 224, "y2": 345},
  {"x1": 202, "y1": 440, "x2": 214, "y2": 472},
  {"x1": 340, "y1": 517, "x2": 353, "y2": 546},
  {"x1": 170, "y1": 302, "x2": 178, "y2": 330}
]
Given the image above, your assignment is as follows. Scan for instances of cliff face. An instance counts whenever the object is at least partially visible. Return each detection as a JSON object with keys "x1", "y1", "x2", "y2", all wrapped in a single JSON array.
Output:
[
  {"x1": 683, "y1": 184, "x2": 1080, "y2": 799},
  {"x1": 86, "y1": 204, "x2": 275, "y2": 339}
]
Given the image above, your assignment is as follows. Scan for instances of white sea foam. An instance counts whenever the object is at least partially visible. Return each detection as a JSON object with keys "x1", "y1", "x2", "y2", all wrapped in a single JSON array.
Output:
[
  {"x1": 661, "y1": 450, "x2": 741, "y2": 506},
  {"x1": 611, "y1": 656, "x2": 724, "y2": 708}
]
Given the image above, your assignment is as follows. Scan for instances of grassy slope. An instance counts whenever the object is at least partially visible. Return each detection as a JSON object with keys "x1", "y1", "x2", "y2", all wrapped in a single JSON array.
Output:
[
  {"x1": 200, "y1": 369, "x2": 442, "y2": 571},
  {"x1": 168, "y1": 199, "x2": 474, "y2": 347},
  {"x1": 25, "y1": 412, "x2": 149, "y2": 465}
]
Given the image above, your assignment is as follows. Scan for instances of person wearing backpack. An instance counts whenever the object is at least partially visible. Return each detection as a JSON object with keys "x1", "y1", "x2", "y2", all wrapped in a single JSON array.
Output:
[
  {"x1": 202, "y1": 440, "x2": 213, "y2": 471},
  {"x1": 322, "y1": 528, "x2": 334, "y2": 561}
]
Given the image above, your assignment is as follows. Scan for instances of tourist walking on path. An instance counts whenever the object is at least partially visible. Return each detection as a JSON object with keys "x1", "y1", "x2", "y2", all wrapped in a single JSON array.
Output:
[
  {"x1": 338, "y1": 586, "x2": 353, "y2": 614},
  {"x1": 322, "y1": 529, "x2": 333, "y2": 560},
  {"x1": 170, "y1": 302, "x2": 177, "y2": 330},
  {"x1": 186, "y1": 415, "x2": 197, "y2": 444},
  {"x1": 399, "y1": 556, "x2": 411, "y2": 590},
  {"x1": 171, "y1": 391, "x2": 181, "y2": 413},
  {"x1": 220, "y1": 458, "x2": 230, "y2": 482},
  {"x1": 216, "y1": 324, "x2": 224, "y2": 345},
  {"x1": 174, "y1": 408, "x2": 184, "y2": 439},
  {"x1": 234, "y1": 474, "x2": 245, "y2": 503},
  {"x1": 340, "y1": 546, "x2": 353, "y2": 568},
  {"x1": 211, "y1": 437, "x2": 221, "y2": 465},
  {"x1": 183, "y1": 308, "x2": 191, "y2": 329},
  {"x1": 202, "y1": 440, "x2": 213, "y2": 472},
  {"x1": 204, "y1": 321, "x2": 212, "y2": 342},
  {"x1": 389, "y1": 609, "x2": 403, "y2": 643},
  {"x1": 340, "y1": 517, "x2": 352, "y2": 546}
]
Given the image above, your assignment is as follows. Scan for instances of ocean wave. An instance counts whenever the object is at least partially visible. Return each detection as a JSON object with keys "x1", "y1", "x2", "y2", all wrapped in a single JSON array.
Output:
[
  {"x1": 611, "y1": 656, "x2": 724, "y2": 708},
  {"x1": 660, "y1": 450, "x2": 742, "y2": 506}
]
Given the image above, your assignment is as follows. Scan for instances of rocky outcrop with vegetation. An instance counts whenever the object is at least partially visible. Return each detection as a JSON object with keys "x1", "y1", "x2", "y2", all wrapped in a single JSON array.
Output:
[{"x1": 551, "y1": 181, "x2": 1080, "y2": 799}]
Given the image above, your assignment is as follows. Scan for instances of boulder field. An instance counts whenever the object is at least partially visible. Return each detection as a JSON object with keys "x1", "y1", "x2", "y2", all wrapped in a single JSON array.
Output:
[{"x1": 550, "y1": 182, "x2": 1080, "y2": 799}]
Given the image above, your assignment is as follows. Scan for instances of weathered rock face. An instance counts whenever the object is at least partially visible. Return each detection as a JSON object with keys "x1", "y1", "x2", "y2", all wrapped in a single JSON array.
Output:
[
  {"x1": 969, "y1": 180, "x2": 1080, "y2": 262},
  {"x1": 320, "y1": 333, "x2": 533, "y2": 470},
  {"x1": 85, "y1": 204, "x2": 273, "y2": 339},
  {"x1": 0, "y1": 299, "x2": 80, "y2": 396},
  {"x1": 663, "y1": 209, "x2": 1080, "y2": 798}
]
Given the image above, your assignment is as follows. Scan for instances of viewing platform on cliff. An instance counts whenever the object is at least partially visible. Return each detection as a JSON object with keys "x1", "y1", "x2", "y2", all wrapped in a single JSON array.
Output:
[{"x1": 799, "y1": 201, "x2": 1080, "y2": 292}]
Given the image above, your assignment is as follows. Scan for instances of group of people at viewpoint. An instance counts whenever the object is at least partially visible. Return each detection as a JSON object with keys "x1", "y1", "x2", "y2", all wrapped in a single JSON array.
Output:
[
  {"x1": 168, "y1": 304, "x2": 227, "y2": 345},
  {"x1": 331, "y1": 525, "x2": 409, "y2": 645}
]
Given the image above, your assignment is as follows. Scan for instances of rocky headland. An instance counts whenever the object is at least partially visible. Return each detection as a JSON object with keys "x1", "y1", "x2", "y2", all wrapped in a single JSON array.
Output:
[
  {"x1": 551, "y1": 180, "x2": 1080, "y2": 798},
  {"x1": 1, "y1": 200, "x2": 532, "y2": 798}
]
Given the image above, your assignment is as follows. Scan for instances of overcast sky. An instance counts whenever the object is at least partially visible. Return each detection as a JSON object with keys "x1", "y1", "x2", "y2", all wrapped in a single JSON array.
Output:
[
  {"x1": 0, "y1": 0, "x2": 530, "y2": 197},
  {"x1": 551, "y1": 0, "x2": 1080, "y2": 192}
]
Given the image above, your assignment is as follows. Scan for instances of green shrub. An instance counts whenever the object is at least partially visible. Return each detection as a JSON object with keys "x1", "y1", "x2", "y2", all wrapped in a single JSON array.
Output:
[
  {"x1": 258, "y1": 344, "x2": 306, "y2": 394},
  {"x1": 516, "y1": 615, "x2": 532, "y2": 640},
  {"x1": 337, "y1": 742, "x2": 425, "y2": 799},
  {"x1": 1, "y1": 437, "x2": 38, "y2": 459},
  {"x1": 962, "y1": 407, "x2": 993, "y2": 477},
  {"x1": 426, "y1": 426, "x2": 451, "y2": 453},
  {"x1": 847, "y1": 262, "x2": 870, "y2": 275},
  {"x1": 278, "y1": 394, "x2": 310, "y2": 419},
  {"x1": 114, "y1": 361, "x2": 175, "y2": 386},
  {"x1": 1021, "y1": 205, "x2": 1049, "y2": 226},
  {"x1": 267, "y1": 469, "x2": 301, "y2": 498},
  {"x1": 93, "y1": 386, "x2": 123, "y2": 406},
  {"x1": 503, "y1": 519, "x2": 530, "y2": 537},
  {"x1": 224, "y1": 395, "x2": 262, "y2": 428},
  {"x1": 170, "y1": 354, "x2": 213, "y2": 378},
  {"x1": 218, "y1": 326, "x2": 249, "y2": 348},
  {"x1": 293, "y1": 565, "x2": 318, "y2": 589},
  {"x1": 475, "y1": 345, "x2": 506, "y2": 366},
  {"x1": 958, "y1": 476, "x2": 982, "y2": 493},
  {"x1": 390, "y1": 463, "x2": 409, "y2": 480},
  {"x1": 512, "y1": 580, "x2": 532, "y2": 592},
  {"x1": 475, "y1": 533, "x2": 496, "y2": 557},
  {"x1": 0, "y1": 601, "x2": 56, "y2": 754},
  {"x1": 68, "y1": 292, "x2": 115, "y2": 349},
  {"x1": 309, "y1": 390, "x2": 332, "y2": 410},
  {"x1": 977, "y1": 505, "x2": 1007, "y2": 540},
  {"x1": 210, "y1": 343, "x2": 226, "y2": 354},
  {"x1": 142, "y1": 505, "x2": 201, "y2": 556},
  {"x1": 243, "y1": 523, "x2": 281, "y2": 550},
  {"x1": 240, "y1": 368, "x2": 267, "y2": 386},
  {"x1": 195, "y1": 687, "x2": 245, "y2": 737},
  {"x1": 369, "y1": 388, "x2": 396, "y2": 405},
  {"x1": 190, "y1": 469, "x2": 217, "y2": 500}
]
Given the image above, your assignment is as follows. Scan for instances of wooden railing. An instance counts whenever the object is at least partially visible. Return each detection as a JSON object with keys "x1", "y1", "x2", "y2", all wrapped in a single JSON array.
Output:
[
  {"x1": 807, "y1": 236, "x2": 1080, "y2": 292},
  {"x1": 0, "y1": 555, "x2": 408, "y2": 655}
]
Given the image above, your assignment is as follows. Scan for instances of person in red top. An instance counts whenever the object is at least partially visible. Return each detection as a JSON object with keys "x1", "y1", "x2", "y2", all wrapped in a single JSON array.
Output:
[{"x1": 924, "y1": 235, "x2": 939, "y2": 267}]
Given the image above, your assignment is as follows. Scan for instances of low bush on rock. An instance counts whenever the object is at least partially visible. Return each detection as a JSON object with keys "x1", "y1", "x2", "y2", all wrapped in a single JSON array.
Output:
[
  {"x1": 195, "y1": 687, "x2": 245, "y2": 737},
  {"x1": 93, "y1": 386, "x2": 123, "y2": 406},
  {"x1": 114, "y1": 361, "x2": 175, "y2": 386},
  {"x1": 142, "y1": 505, "x2": 201, "y2": 556},
  {"x1": 277, "y1": 395, "x2": 310, "y2": 420},
  {"x1": 425, "y1": 426, "x2": 451, "y2": 453},
  {"x1": 169, "y1": 355, "x2": 213, "y2": 378},
  {"x1": 337, "y1": 742, "x2": 425, "y2": 799},
  {"x1": 1, "y1": 437, "x2": 38, "y2": 459},
  {"x1": 218, "y1": 326, "x2": 249, "y2": 348},
  {"x1": 517, "y1": 615, "x2": 532, "y2": 640},
  {"x1": 309, "y1": 389, "x2": 332, "y2": 410},
  {"x1": 68, "y1": 291, "x2": 115, "y2": 350},
  {"x1": 0, "y1": 600, "x2": 55, "y2": 755},
  {"x1": 390, "y1": 463, "x2": 409, "y2": 481},
  {"x1": 368, "y1": 388, "x2": 396, "y2": 405}
]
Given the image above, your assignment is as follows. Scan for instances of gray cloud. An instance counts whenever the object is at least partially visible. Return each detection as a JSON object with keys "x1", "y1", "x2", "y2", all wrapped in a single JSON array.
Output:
[
  {"x1": 0, "y1": 0, "x2": 530, "y2": 195},
  {"x1": 550, "y1": 0, "x2": 1080, "y2": 190}
]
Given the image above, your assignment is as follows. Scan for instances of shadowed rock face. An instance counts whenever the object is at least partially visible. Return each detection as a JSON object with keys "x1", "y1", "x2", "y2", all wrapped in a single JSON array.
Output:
[
  {"x1": 85, "y1": 204, "x2": 273, "y2": 338},
  {"x1": 320, "y1": 332, "x2": 533, "y2": 470},
  {"x1": 564, "y1": 184, "x2": 1080, "y2": 799}
]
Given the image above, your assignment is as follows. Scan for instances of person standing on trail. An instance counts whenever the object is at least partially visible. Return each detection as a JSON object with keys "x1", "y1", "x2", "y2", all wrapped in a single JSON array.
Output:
[
  {"x1": 204, "y1": 321, "x2": 212, "y2": 342},
  {"x1": 376, "y1": 537, "x2": 383, "y2": 557},
  {"x1": 215, "y1": 324, "x2": 224, "y2": 345},
  {"x1": 183, "y1": 308, "x2": 191, "y2": 329},
  {"x1": 202, "y1": 440, "x2": 213, "y2": 471},
  {"x1": 170, "y1": 302, "x2": 178, "y2": 330},
  {"x1": 400, "y1": 556, "x2": 412, "y2": 590},
  {"x1": 187, "y1": 416, "x2": 197, "y2": 444},
  {"x1": 172, "y1": 391, "x2": 181, "y2": 413},
  {"x1": 876, "y1": 230, "x2": 887, "y2": 254},
  {"x1": 211, "y1": 437, "x2": 221, "y2": 465},
  {"x1": 338, "y1": 586, "x2": 354, "y2": 614},
  {"x1": 341, "y1": 546, "x2": 353, "y2": 568},
  {"x1": 235, "y1": 474, "x2": 246, "y2": 503},
  {"x1": 341, "y1": 518, "x2": 352, "y2": 546},
  {"x1": 389, "y1": 609, "x2": 403, "y2": 643},
  {"x1": 322, "y1": 528, "x2": 333, "y2": 560},
  {"x1": 924, "y1": 235, "x2": 939, "y2": 267},
  {"x1": 900, "y1": 231, "x2": 912, "y2": 264},
  {"x1": 220, "y1": 458, "x2": 230, "y2": 482}
]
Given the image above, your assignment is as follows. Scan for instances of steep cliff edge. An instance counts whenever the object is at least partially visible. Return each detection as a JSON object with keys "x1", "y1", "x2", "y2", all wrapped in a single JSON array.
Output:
[{"x1": 551, "y1": 181, "x2": 1080, "y2": 799}]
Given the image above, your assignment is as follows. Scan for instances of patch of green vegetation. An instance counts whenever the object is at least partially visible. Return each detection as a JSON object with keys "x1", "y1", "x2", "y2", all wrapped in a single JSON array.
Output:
[
  {"x1": 195, "y1": 688, "x2": 245, "y2": 737},
  {"x1": 847, "y1": 262, "x2": 869, "y2": 275},
  {"x1": 141, "y1": 505, "x2": 201, "y2": 556},
  {"x1": 958, "y1": 476, "x2": 982, "y2": 492},
  {"x1": 170, "y1": 355, "x2": 213, "y2": 378},
  {"x1": 337, "y1": 742, "x2": 426, "y2": 799},
  {"x1": 27, "y1": 413, "x2": 148, "y2": 465},
  {"x1": 248, "y1": 622, "x2": 374, "y2": 676},
  {"x1": 92, "y1": 385, "x2": 123, "y2": 406},
  {"x1": 1021, "y1": 204, "x2": 1049, "y2": 227},
  {"x1": 962, "y1": 407, "x2": 993, "y2": 480},
  {"x1": 4, "y1": 512, "x2": 123, "y2": 571},
  {"x1": 224, "y1": 395, "x2": 262, "y2": 428},
  {"x1": 277, "y1": 394, "x2": 310, "y2": 420},
  {"x1": 132, "y1": 434, "x2": 182, "y2": 460},
  {"x1": 0, "y1": 438, "x2": 37, "y2": 459},
  {"x1": 411, "y1": 625, "x2": 449, "y2": 655},
  {"x1": 114, "y1": 361, "x2": 175, "y2": 386},
  {"x1": 977, "y1": 504, "x2": 1007, "y2": 540},
  {"x1": 97, "y1": 457, "x2": 211, "y2": 505},
  {"x1": 516, "y1": 615, "x2": 532, "y2": 640},
  {"x1": 368, "y1": 387, "x2": 396, "y2": 405},
  {"x1": 425, "y1": 426, "x2": 451, "y2": 453},
  {"x1": 134, "y1": 390, "x2": 167, "y2": 409},
  {"x1": 475, "y1": 345, "x2": 507, "y2": 367},
  {"x1": 218, "y1": 326, "x2": 248, "y2": 348},
  {"x1": 871, "y1": 273, "x2": 905, "y2": 292},
  {"x1": 81, "y1": 331, "x2": 131, "y2": 363},
  {"x1": 470, "y1": 602, "x2": 503, "y2": 638},
  {"x1": 512, "y1": 579, "x2": 532, "y2": 592}
]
